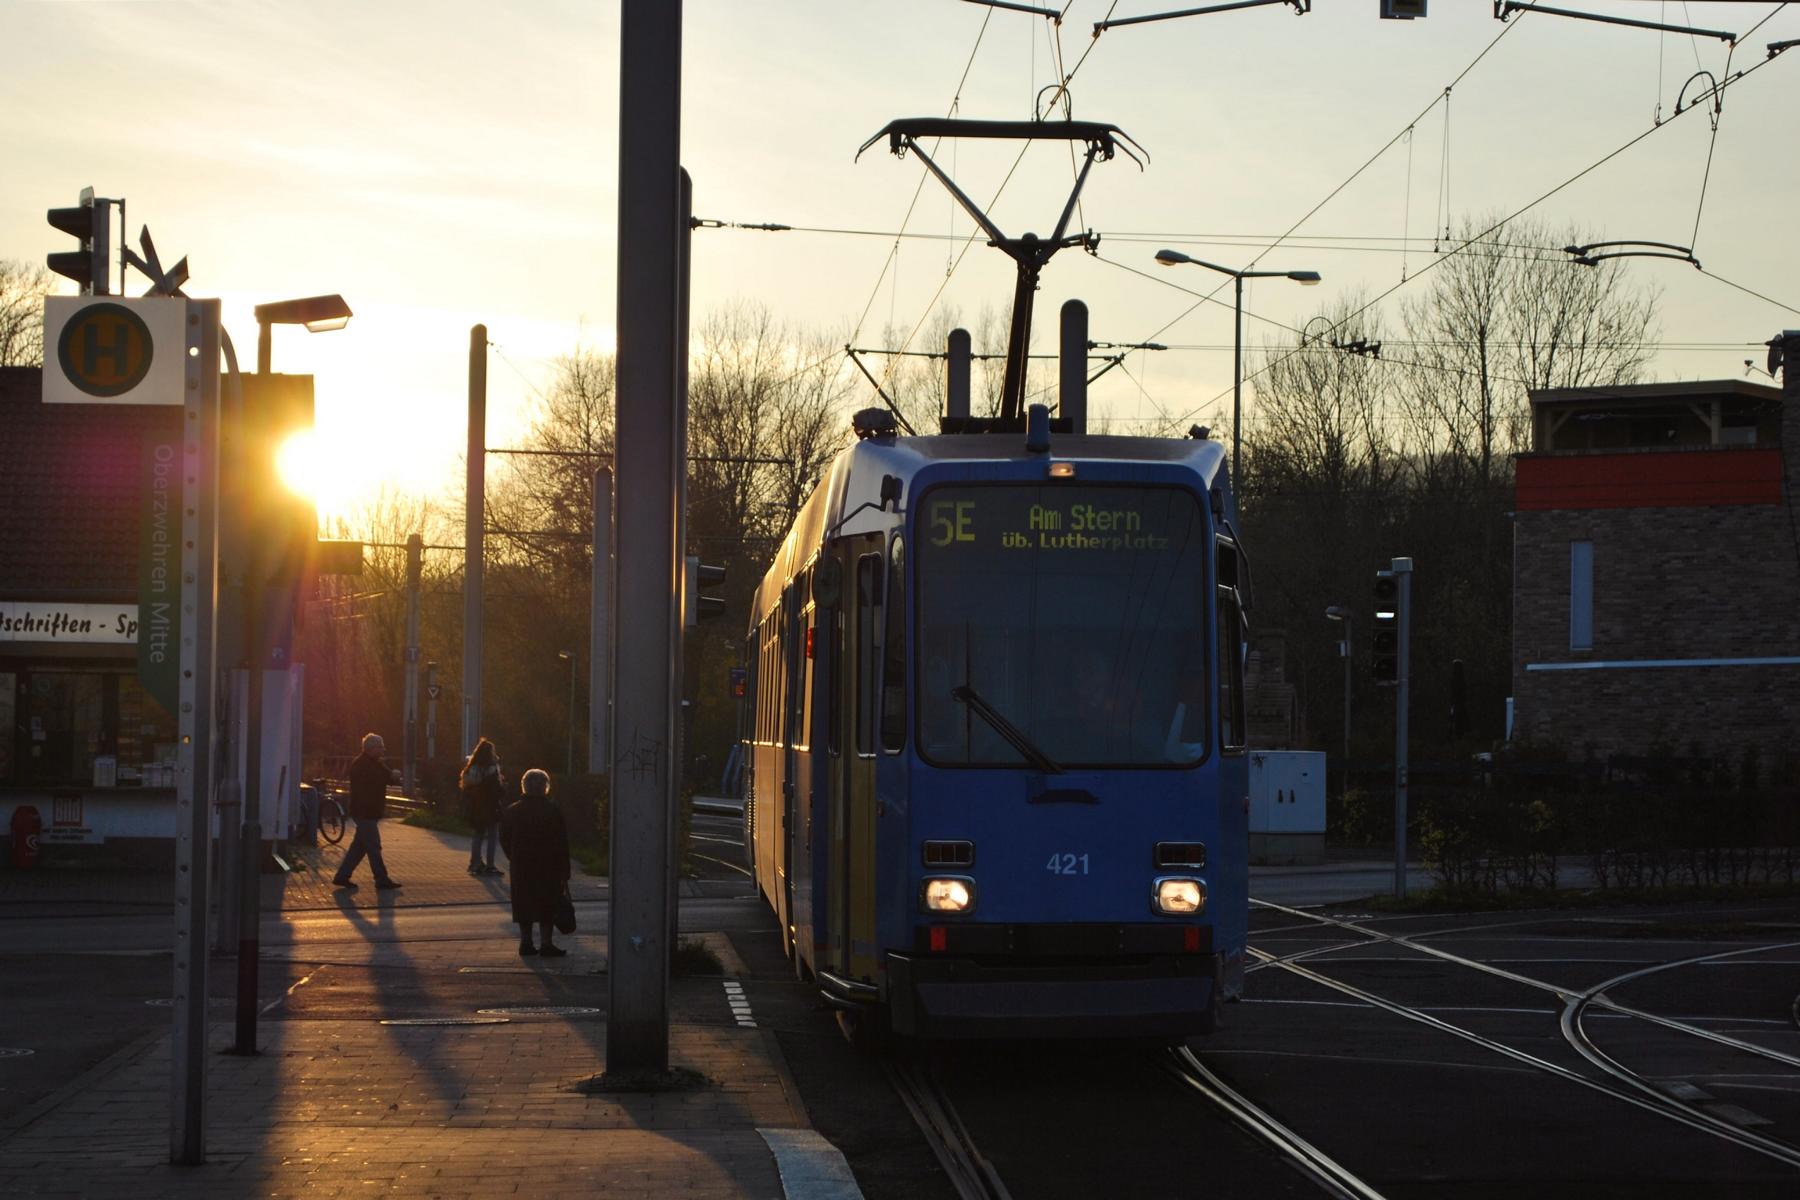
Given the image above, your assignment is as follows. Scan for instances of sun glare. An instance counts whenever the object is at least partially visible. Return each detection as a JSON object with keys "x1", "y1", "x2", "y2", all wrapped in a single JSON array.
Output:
[{"x1": 275, "y1": 430, "x2": 323, "y2": 503}]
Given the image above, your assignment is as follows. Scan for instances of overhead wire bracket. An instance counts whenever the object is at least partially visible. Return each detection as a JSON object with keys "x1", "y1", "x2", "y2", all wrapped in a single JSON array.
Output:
[
  {"x1": 1494, "y1": 2, "x2": 1737, "y2": 44},
  {"x1": 1096, "y1": 0, "x2": 1309, "y2": 34},
  {"x1": 1563, "y1": 240, "x2": 1700, "y2": 270}
]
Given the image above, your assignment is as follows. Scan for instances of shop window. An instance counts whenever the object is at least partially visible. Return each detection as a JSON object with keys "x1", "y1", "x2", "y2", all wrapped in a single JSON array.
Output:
[
  {"x1": 0, "y1": 672, "x2": 15, "y2": 784},
  {"x1": 4, "y1": 669, "x2": 177, "y2": 788}
]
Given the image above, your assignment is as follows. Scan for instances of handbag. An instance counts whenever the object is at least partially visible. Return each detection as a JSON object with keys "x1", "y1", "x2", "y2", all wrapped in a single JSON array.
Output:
[{"x1": 553, "y1": 885, "x2": 577, "y2": 935}]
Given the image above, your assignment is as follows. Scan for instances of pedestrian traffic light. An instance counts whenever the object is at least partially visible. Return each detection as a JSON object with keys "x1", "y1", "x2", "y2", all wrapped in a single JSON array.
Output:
[
  {"x1": 1372, "y1": 570, "x2": 1399, "y2": 686},
  {"x1": 46, "y1": 188, "x2": 113, "y2": 295},
  {"x1": 684, "y1": 556, "x2": 727, "y2": 628}
]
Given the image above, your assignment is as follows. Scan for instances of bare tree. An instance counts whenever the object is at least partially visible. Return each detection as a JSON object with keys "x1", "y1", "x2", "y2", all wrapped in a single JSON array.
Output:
[
  {"x1": 1238, "y1": 217, "x2": 1660, "y2": 755},
  {"x1": 1396, "y1": 216, "x2": 1658, "y2": 489},
  {"x1": 485, "y1": 343, "x2": 615, "y2": 577},
  {"x1": 0, "y1": 260, "x2": 52, "y2": 367}
]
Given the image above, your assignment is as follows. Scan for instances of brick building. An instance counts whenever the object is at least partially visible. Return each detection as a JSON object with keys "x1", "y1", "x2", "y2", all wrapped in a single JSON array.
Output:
[{"x1": 1510, "y1": 333, "x2": 1800, "y2": 763}]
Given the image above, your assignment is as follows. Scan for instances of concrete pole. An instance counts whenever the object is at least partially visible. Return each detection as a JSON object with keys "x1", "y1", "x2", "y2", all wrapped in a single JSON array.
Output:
[
  {"x1": 1232, "y1": 274, "x2": 1244, "y2": 484},
  {"x1": 403, "y1": 534, "x2": 422, "y2": 794},
  {"x1": 608, "y1": 0, "x2": 682, "y2": 1077},
  {"x1": 1059, "y1": 300, "x2": 1087, "y2": 434},
  {"x1": 171, "y1": 298, "x2": 221, "y2": 1164},
  {"x1": 426, "y1": 660, "x2": 439, "y2": 763},
  {"x1": 669, "y1": 167, "x2": 692, "y2": 966},
  {"x1": 464, "y1": 326, "x2": 486, "y2": 756},
  {"x1": 1342, "y1": 615, "x2": 1353, "y2": 765},
  {"x1": 1392, "y1": 556, "x2": 1413, "y2": 900},
  {"x1": 590, "y1": 468, "x2": 612, "y2": 775},
  {"x1": 946, "y1": 327, "x2": 971, "y2": 423}
]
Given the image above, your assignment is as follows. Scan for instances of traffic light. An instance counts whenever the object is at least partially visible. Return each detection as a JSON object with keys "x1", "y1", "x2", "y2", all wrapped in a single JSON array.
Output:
[
  {"x1": 1372, "y1": 570, "x2": 1399, "y2": 686},
  {"x1": 684, "y1": 556, "x2": 727, "y2": 628},
  {"x1": 46, "y1": 188, "x2": 112, "y2": 295}
]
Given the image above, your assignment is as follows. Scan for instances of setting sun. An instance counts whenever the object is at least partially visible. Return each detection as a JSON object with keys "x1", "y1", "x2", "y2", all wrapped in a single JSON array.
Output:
[{"x1": 274, "y1": 429, "x2": 322, "y2": 504}]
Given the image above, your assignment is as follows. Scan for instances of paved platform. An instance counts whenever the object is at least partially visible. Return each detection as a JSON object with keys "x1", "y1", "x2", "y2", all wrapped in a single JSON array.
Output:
[
  {"x1": 0, "y1": 820, "x2": 860, "y2": 1199},
  {"x1": 279, "y1": 820, "x2": 618, "y2": 911}
]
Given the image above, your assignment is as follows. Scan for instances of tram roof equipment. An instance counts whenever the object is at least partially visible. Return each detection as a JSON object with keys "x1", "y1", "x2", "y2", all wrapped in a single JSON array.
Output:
[{"x1": 856, "y1": 118, "x2": 1147, "y2": 427}]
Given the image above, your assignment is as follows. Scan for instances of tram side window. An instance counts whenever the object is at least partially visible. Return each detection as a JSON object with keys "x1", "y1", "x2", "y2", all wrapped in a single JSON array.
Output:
[
  {"x1": 797, "y1": 598, "x2": 815, "y2": 753},
  {"x1": 855, "y1": 553, "x2": 882, "y2": 756},
  {"x1": 744, "y1": 623, "x2": 760, "y2": 745},
  {"x1": 880, "y1": 536, "x2": 906, "y2": 753},
  {"x1": 826, "y1": 596, "x2": 842, "y2": 758},
  {"x1": 1216, "y1": 585, "x2": 1246, "y2": 753},
  {"x1": 785, "y1": 576, "x2": 808, "y2": 749}
]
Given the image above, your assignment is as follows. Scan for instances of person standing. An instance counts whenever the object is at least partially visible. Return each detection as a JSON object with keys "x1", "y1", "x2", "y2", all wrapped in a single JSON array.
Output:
[
  {"x1": 500, "y1": 768, "x2": 570, "y2": 957},
  {"x1": 332, "y1": 732, "x2": 402, "y2": 891},
  {"x1": 460, "y1": 738, "x2": 505, "y2": 876}
]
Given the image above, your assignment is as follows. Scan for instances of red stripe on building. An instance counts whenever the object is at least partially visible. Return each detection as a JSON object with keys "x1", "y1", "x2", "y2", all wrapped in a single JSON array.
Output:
[{"x1": 1516, "y1": 449, "x2": 1784, "y2": 511}]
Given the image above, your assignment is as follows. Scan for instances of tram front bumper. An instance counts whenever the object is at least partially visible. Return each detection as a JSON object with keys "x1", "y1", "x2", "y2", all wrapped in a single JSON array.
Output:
[{"x1": 887, "y1": 949, "x2": 1222, "y2": 1040}]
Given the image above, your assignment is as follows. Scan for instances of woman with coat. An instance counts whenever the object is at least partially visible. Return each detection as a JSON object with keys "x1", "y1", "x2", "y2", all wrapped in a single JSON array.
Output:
[
  {"x1": 459, "y1": 738, "x2": 505, "y2": 876},
  {"x1": 500, "y1": 768, "x2": 571, "y2": 957}
]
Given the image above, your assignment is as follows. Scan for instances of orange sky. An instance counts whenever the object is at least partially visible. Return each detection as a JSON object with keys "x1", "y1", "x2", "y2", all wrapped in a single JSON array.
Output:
[{"x1": 5, "y1": 1, "x2": 1796, "y2": 523}]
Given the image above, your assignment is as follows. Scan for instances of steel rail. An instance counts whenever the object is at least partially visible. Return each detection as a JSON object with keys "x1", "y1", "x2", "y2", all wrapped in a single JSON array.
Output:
[
  {"x1": 1165, "y1": 1047, "x2": 1388, "y2": 1200},
  {"x1": 885, "y1": 1051, "x2": 1013, "y2": 1200},
  {"x1": 1254, "y1": 899, "x2": 1800, "y2": 1072},
  {"x1": 688, "y1": 851, "x2": 753, "y2": 879},
  {"x1": 1572, "y1": 945, "x2": 1800, "y2": 1072},
  {"x1": 1250, "y1": 947, "x2": 1800, "y2": 1169}
]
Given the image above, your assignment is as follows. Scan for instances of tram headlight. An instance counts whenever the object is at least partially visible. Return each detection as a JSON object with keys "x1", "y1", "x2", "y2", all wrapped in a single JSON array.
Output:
[
  {"x1": 921, "y1": 877, "x2": 976, "y2": 914},
  {"x1": 1155, "y1": 877, "x2": 1206, "y2": 915}
]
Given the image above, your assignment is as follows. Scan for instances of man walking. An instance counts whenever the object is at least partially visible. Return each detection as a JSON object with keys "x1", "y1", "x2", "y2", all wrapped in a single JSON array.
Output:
[{"x1": 332, "y1": 732, "x2": 402, "y2": 891}]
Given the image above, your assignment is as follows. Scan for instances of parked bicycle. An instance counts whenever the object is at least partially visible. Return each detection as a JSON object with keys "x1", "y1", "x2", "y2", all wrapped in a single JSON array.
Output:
[{"x1": 313, "y1": 780, "x2": 348, "y2": 846}]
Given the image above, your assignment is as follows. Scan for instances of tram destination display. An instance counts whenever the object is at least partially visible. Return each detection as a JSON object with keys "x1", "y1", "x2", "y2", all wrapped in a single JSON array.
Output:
[{"x1": 924, "y1": 485, "x2": 1193, "y2": 555}]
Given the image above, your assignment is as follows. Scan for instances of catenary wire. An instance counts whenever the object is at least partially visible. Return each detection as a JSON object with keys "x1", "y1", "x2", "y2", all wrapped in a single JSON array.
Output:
[{"x1": 1166, "y1": 36, "x2": 1798, "y2": 426}]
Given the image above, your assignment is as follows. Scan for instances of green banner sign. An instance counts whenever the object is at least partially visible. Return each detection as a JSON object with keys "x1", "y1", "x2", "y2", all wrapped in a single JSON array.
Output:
[{"x1": 138, "y1": 433, "x2": 181, "y2": 714}]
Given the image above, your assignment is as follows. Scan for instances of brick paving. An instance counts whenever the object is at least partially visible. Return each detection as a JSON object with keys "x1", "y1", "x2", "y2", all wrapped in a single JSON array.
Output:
[
  {"x1": 279, "y1": 820, "x2": 615, "y2": 912},
  {"x1": 0, "y1": 816, "x2": 848, "y2": 1198},
  {"x1": 0, "y1": 1018, "x2": 795, "y2": 1197}
]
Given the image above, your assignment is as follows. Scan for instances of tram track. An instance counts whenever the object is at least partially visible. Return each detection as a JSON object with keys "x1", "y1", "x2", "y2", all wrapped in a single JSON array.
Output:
[
  {"x1": 1245, "y1": 901, "x2": 1800, "y2": 1171},
  {"x1": 1253, "y1": 899, "x2": 1800, "y2": 1073},
  {"x1": 1163, "y1": 1045, "x2": 1388, "y2": 1200},
  {"x1": 886, "y1": 1049, "x2": 1013, "y2": 1200}
]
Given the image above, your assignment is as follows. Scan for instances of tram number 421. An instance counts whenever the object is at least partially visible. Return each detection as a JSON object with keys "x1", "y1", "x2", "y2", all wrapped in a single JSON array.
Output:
[{"x1": 1047, "y1": 852, "x2": 1090, "y2": 875}]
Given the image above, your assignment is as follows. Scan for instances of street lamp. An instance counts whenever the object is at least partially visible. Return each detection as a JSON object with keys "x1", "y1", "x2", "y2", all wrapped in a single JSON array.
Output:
[
  {"x1": 557, "y1": 650, "x2": 575, "y2": 776},
  {"x1": 253, "y1": 294, "x2": 353, "y2": 373},
  {"x1": 1325, "y1": 605, "x2": 1352, "y2": 766},
  {"x1": 1155, "y1": 249, "x2": 1320, "y2": 482},
  {"x1": 229, "y1": 291, "x2": 351, "y2": 1058}
]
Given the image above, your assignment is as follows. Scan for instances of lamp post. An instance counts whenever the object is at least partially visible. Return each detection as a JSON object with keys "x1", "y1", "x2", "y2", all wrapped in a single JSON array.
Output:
[
  {"x1": 252, "y1": 294, "x2": 354, "y2": 374},
  {"x1": 1154, "y1": 249, "x2": 1320, "y2": 482},
  {"x1": 1325, "y1": 605, "x2": 1352, "y2": 767},
  {"x1": 557, "y1": 650, "x2": 575, "y2": 777},
  {"x1": 232, "y1": 293, "x2": 350, "y2": 1058}
]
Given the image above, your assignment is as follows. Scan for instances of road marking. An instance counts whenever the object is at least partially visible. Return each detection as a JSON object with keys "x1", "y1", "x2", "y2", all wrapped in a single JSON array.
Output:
[
  {"x1": 0, "y1": 1048, "x2": 34, "y2": 1059},
  {"x1": 724, "y1": 980, "x2": 756, "y2": 1028},
  {"x1": 380, "y1": 1017, "x2": 509, "y2": 1026},
  {"x1": 758, "y1": 1128, "x2": 863, "y2": 1199},
  {"x1": 476, "y1": 1006, "x2": 601, "y2": 1017}
]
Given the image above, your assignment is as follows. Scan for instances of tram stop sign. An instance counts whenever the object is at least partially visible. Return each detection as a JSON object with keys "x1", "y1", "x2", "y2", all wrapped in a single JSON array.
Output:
[{"x1": 42, "y1": 296, "x2": 187, "y2": 405}]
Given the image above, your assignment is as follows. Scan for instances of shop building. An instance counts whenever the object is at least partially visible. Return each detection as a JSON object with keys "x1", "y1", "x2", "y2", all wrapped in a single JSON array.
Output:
[{"x1": 1, "y1": 365, "x2": 301, "y2": 862}]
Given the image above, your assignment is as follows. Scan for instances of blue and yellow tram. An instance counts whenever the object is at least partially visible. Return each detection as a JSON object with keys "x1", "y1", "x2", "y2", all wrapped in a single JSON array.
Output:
[{"x1": 742, "y1": 408, "x2": 1250, "y2": 1039}]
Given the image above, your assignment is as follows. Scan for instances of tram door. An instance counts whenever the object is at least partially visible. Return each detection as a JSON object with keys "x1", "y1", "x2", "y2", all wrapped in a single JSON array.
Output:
[{"x1": 829, "y1": 537, "x2": 883, "y2": 983}]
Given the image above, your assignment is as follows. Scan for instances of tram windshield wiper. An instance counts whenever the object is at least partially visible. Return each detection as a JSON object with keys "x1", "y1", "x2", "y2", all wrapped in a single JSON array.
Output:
[{"x1": 951, "y1": 685, "x2": 1062, "y2": 775}]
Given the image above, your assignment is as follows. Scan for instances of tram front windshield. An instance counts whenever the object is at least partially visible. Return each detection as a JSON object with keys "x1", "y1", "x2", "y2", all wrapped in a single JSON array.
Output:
[{"x1": 916, "y1": 484, "x2": 1210, "y2": 768}]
